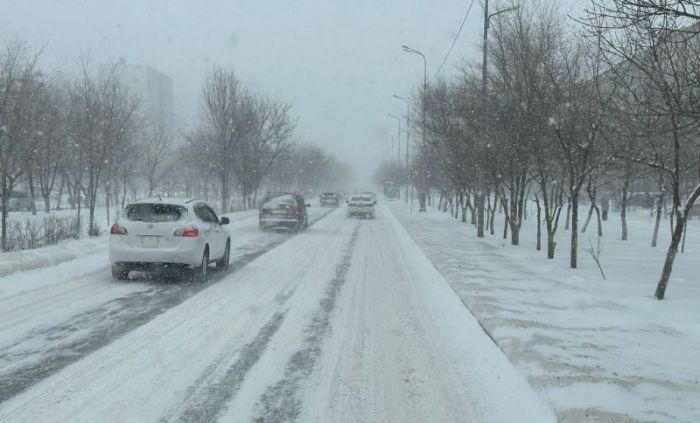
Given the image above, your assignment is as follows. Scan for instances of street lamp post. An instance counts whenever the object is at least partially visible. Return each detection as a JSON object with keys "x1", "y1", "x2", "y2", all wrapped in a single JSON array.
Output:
[
  {"x1": 388, "y1": 114, "x2": 403, "y2": 200},
  {"x1": 401, "y1": 45, "x2": 427, "y2": 212},
  {"x1": 388, "y1": 114, "x2": 401, "y2": 168},
  {"x1": 393, "y1": 94, "x2": 410, "y2": 204}
]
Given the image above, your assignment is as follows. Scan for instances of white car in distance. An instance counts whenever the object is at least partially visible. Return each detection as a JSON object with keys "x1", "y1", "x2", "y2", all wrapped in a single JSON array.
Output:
[
  {"x1": 346, "y1": 195, "x2": 376, "y2": 219},
  {"x1": 109, "y1": 198, "x2": 231, "y2": 281}
]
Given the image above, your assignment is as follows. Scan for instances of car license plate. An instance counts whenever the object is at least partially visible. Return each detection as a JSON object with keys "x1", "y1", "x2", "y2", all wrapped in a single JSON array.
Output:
[{"x1": 141, "y1": 236, "x2": 159, "y2": 248}]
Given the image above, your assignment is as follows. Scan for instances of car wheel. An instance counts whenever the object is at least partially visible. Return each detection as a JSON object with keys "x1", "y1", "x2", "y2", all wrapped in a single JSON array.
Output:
[
  {"x1": 216, "y1": 240, "x2": 230, "y2": 270},
  {"x1": 191, "y1": 249, "x2": 209, "y2": 282},
  {"x1": 111, "y1": 264, "x2": 129, "y2": 280}
]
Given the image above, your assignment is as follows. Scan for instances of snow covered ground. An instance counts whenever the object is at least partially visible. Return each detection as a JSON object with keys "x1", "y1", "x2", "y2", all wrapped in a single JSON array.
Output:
[
  {"x1": 0, "y1": 203, "x2": 555, "y2": 422},
  {"x1": 389, "y1": 199, "x2": 700, "y2": 422}
]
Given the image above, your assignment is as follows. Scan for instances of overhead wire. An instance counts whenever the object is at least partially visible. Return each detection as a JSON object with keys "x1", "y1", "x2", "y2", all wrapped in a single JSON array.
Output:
[{"x1": 431, "y1": 0, "x2": 477, "y2": 82}]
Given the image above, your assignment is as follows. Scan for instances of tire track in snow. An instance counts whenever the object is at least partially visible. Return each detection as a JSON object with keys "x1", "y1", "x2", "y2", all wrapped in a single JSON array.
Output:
[
  {"x1": 0, "y1": 210, "x2": 335, "y2": 404},
  {"x1": 253, "y1": 224, "x2": 360, "y2": 423},
  {"x1": 160, "y1": 286, "x2": 297, "y2": 423}
]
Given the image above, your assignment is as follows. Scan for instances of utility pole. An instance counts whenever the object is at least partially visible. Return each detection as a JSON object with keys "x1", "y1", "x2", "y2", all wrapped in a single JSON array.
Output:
[
  {"x1": 402, "y1": 45, "x2": 427, "y2": 212},
  {"x1": 393, "y1": 94, "x2": 410, "y2": 203},
  {"x1": 388, "y1": 114, "x2": 403, "y2": 199},
  {"x1": 478, "y1": 0, "x2": 489, "y2": 238},
  {"x1": 478, "y1": 0, "x2": 518, "y2": 237}
]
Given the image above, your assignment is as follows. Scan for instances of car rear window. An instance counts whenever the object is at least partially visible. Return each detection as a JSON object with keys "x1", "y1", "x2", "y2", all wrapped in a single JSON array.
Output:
[
  {"x1": 262, "y1": 194, "x2": 296, "y2": 209},
  {"x1": 351, "y1": 196, "x2": 371, "y2": 202},
  {"x1": 126, "y1": 204, "x2": 187, "y2": 222}
]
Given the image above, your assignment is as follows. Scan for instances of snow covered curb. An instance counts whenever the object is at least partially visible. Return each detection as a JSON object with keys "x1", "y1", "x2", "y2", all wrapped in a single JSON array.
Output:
[
  {"x1": 0, "y1": 237, "x2": 107, "y2": 278},
  {"x1": 384, "y1": 206, "x2": 557, "y2": 422}
]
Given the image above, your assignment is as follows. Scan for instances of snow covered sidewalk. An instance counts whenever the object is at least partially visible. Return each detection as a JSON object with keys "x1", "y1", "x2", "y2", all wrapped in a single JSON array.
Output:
[{"x1": 388, "y1": 201, "x2": 700, "y2": 423}]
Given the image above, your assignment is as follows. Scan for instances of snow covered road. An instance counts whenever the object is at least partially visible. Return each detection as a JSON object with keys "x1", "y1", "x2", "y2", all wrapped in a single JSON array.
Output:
[{"x1": 0, "y1": 205, "x2": 554, "y2": 422}]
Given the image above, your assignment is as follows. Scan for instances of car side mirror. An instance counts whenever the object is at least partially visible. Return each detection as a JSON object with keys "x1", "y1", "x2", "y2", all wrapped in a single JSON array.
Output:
[{"x1": 220, "y1": 217, "x2": 230, "y2": 225}]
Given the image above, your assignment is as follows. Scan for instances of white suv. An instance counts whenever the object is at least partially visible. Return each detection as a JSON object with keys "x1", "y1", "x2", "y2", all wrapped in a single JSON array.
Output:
[{"x1": 109, "y1": 198, "x2": 231, "y2": 280}]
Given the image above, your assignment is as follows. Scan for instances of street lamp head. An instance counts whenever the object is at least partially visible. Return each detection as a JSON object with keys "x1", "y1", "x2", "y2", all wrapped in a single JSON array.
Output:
[
  {"x1": 402, "y1": 45, "x2": 420, "y2": 55},
  {"x1": 393, "y1": 94, "x2": 406, "y2": 100}
]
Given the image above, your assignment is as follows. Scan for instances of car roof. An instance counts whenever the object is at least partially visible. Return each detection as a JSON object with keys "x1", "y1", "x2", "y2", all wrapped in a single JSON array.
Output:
[{"x1": 129, "y1": 197, "x2": 200, "y2": 207}]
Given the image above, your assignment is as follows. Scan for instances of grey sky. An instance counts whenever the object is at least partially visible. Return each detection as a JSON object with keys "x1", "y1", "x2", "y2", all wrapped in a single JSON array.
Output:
[{"x1": 0, "y1": 0, "x2": 585, "y2": 182}]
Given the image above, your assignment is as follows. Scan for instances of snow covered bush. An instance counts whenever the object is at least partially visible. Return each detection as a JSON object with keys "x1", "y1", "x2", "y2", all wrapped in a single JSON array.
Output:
[{"x1": 4, "y1": 216, "x2": 81, "y2": 252}]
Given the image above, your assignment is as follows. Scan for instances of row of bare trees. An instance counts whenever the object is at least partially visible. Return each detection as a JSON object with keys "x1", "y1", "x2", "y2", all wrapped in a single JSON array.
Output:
[
  {"x1": 1, "y1": 44, "x2": 353, "y2": 251},
  {"x1": 0, "y1": 42, "x2": 153, "y2": 249},
  {"x1": 403, "y1": 0, "x2": 700, "y2": 299},
  {"x1": 177, "y1": 66, "x2": 352, "y2": 211}
]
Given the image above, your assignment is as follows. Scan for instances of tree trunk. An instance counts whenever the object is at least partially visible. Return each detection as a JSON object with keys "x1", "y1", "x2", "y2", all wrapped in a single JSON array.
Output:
[
  {"x1": 55, "y1": 177, "x2": 65, "y2": 211},
  {"x1": 621, "y1": 173, "x2": 629, "y2": 241},
  {"x1": 43, "y1": 192, "x2": 51, "y2": 213},
  {"x1": 106, "y1": 187, "x2": 111, "y2": 226},
  {"x1": 1, "y1": 174, "x2": 9, "y2": 252},
  {"x1": 535, "y1": 199, "x2": 541, "y2": 251},
  {"x1": 570, "y1": 192, "x2": 579, "y2": 269},
  {"x1": 582, "y1": 203, "x2": 594, "y2": 233},
  {"x1": 469, "y1": 195, "x2": 476, "y2": 225},
  {"x1": 655, "y1": 214, "x2": 686, "y2": 299},
  {"x1": 564, "y1": 200, "x2": 571, "y2": 230},
  {"x1": 477, "y1": 193, "x2": 485, "y2": 237},
  {"x1": 547, "y1": 232, "x2": 556, "y2": 259},
  {"x1": 501, "y1": 197, "x2": 509, "y2": 240},
  {"x1": 652, "y1": 184, "x2": 665, "y2": 247},
  {"x1": 490, "y1": 194, "x2": 497, "y2": 235}
]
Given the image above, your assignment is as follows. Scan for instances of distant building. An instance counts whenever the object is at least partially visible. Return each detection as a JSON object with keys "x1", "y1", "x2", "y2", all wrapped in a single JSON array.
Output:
[{"x1": 115, "y1": 58, "x2": 174, "y2": 129}]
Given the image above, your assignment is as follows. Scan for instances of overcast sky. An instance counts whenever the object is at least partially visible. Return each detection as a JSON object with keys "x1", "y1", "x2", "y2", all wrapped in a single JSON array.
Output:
[{"x1": 0, "y1": 0, "x2": 585, "y2": 182}]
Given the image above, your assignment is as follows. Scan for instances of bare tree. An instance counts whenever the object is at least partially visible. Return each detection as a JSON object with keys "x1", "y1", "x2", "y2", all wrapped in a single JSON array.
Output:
[
  {"x1": 233, "y1": 95, "x2": 295, "y2": 208},
  {"x1": 200, "y1": 67, "x2": 244, "y2": 212},
  {"x1": 0, "y1": 42, "x2": 42, "y2": 250},
  {"x1": 141, "y1": 122, "x2": 176, "y2": 196},
  {"x1": 586, "y1": 0, "x2": 700, "y2": 298},
  {"x1": 67, "y1": 57, "x2": 139, "y2": 235},
  {"x1": 34, "y1": 79, "x2": 69, "y2": 213}
]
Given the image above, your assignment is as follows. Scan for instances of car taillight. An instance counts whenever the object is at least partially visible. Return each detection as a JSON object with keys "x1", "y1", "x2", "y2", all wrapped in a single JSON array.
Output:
[
  {"x1": 110, "y1": 223, "x2": 127, "y2": 235},
  {"x1": 174, "y1": 226, "x2": 199, "y2": 237},
  {"x1": 290, "y1": 207, "x2": 299, "y2": 216}
]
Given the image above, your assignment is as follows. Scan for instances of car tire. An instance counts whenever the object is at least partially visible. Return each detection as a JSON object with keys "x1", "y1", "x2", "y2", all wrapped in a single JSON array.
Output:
[
  {"x1": 111, "y1": 264, "x2": 130, "y2": 280},
  {"x1": 216, "y1": 240, "x2": 230, "y2": 270},
  {"x1": 191, "y1": 249, "x2": 209, "y2": 282}
]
